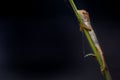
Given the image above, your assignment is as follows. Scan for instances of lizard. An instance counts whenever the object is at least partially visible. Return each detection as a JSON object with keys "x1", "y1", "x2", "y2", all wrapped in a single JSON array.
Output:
[{"x1": 77, "y1": 9, "x2": 106, "y2": 72}]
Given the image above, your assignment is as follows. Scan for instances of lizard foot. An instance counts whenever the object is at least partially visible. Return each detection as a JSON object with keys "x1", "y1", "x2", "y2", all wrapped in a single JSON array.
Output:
[{"x1": 84, "y1": 53, "x2": 96, "y2": 58}]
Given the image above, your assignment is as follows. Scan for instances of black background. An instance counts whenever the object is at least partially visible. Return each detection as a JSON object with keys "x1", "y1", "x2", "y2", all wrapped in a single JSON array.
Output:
[{"x1": 0, "y1": 0, "x2": 120, "y2": 80}]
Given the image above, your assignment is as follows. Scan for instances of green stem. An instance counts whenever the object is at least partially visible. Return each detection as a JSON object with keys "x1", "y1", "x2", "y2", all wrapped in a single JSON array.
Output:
[
  {"x1": 68, "y1": 0, "x2": 112, "y2": 80},
  {"x1": 68, "y1": 0, "x2": 82, "y2": 23}
]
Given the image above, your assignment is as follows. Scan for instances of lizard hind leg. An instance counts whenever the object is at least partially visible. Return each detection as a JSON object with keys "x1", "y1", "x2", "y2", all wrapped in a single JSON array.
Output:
[
  {"x1": 100, "y1": 61, "x2": 106, "y2": 72},
  {"x1": 84, "y1": 53, "x2": 96, "y2": 58}
]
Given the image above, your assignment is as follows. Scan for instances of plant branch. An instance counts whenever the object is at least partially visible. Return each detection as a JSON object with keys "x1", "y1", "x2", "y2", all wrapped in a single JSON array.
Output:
[{"x1": 68, "y1": 0, "x2": 112, "y2": 80}]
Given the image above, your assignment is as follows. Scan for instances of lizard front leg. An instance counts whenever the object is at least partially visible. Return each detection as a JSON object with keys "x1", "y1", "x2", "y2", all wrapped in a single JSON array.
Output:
[{"x1": 79, "y1": 23, "x2": 91, "y2": 31}]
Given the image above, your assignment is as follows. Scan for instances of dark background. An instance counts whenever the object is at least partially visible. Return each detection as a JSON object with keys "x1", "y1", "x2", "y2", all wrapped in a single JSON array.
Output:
[{"x1": 0, "y1": 0, "x2": 120, "y2": 80}]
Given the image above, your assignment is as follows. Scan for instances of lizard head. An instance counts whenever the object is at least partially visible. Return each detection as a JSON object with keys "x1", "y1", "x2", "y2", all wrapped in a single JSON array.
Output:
[
  {"x1": 77, "y1": 10, "x2": 92, "y2": 31},
  {"x1": 77, "y1": 10, "x2": 90, "y2": 22}
]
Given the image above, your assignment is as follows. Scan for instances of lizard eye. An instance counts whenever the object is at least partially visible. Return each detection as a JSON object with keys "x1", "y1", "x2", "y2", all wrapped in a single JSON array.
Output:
[{"x1": 82, "y1": 11, "x2": 88, "y2": 16}]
